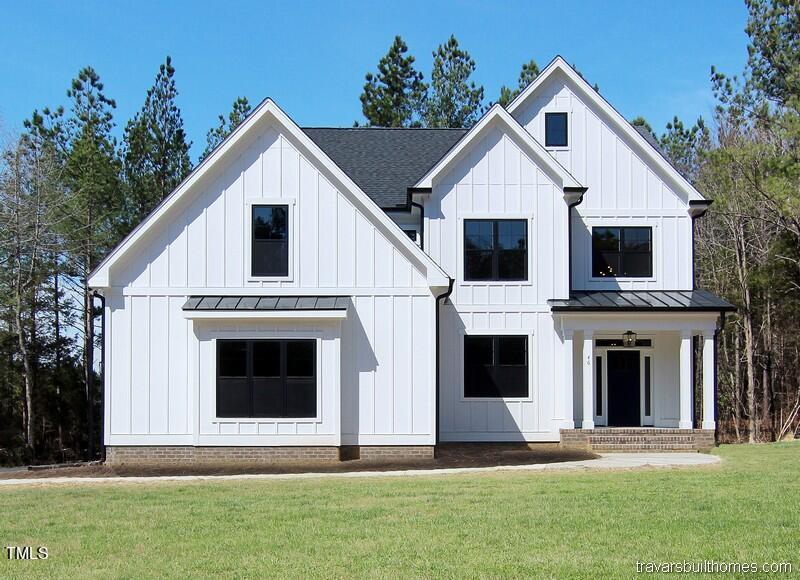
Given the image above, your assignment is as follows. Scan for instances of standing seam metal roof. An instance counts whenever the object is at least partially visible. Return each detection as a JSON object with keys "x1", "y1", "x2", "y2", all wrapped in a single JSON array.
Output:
[
  {"x1": 548, "y1": 290, "x2": 735, "y2": 312},
  {"x1": 182, "y1": 296, "x2": 351, "y2": 311}
]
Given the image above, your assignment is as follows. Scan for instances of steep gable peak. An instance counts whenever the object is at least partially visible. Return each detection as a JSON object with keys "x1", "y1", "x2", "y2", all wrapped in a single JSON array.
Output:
[
  {"x1": 414, "y1": 104, "x2": 584, "y2": 192},
  {"x1": 507, "y1": 56, "x2": 705, "y2": 203}
]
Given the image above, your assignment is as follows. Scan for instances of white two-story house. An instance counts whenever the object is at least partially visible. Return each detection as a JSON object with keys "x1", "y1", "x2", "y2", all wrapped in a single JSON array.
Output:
[{"x1": 88, "y1": 57, "x2": 733, "y2": 465}]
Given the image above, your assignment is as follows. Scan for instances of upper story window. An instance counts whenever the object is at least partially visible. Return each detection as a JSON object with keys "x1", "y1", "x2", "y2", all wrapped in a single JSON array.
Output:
[
  {"x1": 545, "y1": 112, "x2": 568, "y2": 147},
  {"x1": 464, "y1": 335, "x2": 529, "y2": 398},
  {"x1": 464, "y1": 219, "x2": 527, "y2": 281},
  {"x1": 252, "y1": 205, "x2": 288, "y2": 277},
  {"x1": 217, "y1": 339, "x2": 316, "y2": 418},
  {"x1": 592, "y1": 226, "x2": 652, "y2": 278}
]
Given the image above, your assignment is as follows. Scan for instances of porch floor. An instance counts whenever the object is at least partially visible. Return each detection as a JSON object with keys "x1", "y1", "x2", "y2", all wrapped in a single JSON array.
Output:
[{"x1": 560, "y1": 427, "x2": 716, "y2": 452}]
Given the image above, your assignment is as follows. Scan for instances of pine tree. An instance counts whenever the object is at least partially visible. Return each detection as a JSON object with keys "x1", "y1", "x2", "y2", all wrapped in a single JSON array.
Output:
[
  {"x1": 497, "y1": 58, "x2": 539, "y2": 107},
  {"x1": 122, "y1": 56, "x2": 192, "y2": 229},
  {"x1": 659, "y1": 116, "x2": 710, "y2": 182},
  {"x1": 200, "y1": 97, "x2": 252, "y2": 162},
  {"x1": 359, "y1": 36, "x2": 427, "y2": 127},
  {"x1": 423, "y1": 36, "x2": 485, "y2": 128},
  {"x1": 18, "y1": 66, "x2": 120, "y2": 457}
]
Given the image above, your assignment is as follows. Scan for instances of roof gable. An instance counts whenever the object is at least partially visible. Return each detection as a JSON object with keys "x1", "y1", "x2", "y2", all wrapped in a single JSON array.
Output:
[
  {"x1": 507, "y1": 56, "x2": 705, "y2": 203},
  {"x1": 414, "y1": 104, "x2": 584, "y2": 191},
  {"x1": 88, "y1": 99, "x2": 449, "y2": 288}
]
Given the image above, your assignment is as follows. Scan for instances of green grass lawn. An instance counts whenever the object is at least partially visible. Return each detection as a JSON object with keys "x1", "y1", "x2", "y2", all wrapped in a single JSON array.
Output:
[{"x1": 0, "y1": 443, "x2": 798, "y2": 578}]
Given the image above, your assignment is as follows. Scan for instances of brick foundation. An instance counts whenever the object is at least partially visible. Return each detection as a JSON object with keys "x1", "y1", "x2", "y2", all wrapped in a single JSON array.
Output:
[
  {"x1": 560, "y1": 428, "x2": 716, "y2": 452},
  {"x1": 340, "y1": 445, "x2": 435, "y2": 461},
  {"x1": 106, "y1": 446, "x2": 341, "y2": 467},
  {"x1": 106, "y1": 445, "x2": 435, "y2": 466}
]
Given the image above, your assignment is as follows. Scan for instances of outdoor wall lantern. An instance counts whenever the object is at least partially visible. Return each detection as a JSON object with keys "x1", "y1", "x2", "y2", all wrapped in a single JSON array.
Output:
[{"x1": 622, "y1": 330, "x2": 637, "y2": 348}]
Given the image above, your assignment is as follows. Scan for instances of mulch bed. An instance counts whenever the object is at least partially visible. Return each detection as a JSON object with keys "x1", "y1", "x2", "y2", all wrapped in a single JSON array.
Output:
[{"x1": 1, "y1": 443, "x2": 597, "y2": 480}]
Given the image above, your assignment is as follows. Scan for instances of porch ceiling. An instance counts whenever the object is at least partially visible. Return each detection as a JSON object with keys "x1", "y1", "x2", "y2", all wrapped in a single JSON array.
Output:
[{"x1": 549, "y1": 290, "x2": 735, "y2": 312}]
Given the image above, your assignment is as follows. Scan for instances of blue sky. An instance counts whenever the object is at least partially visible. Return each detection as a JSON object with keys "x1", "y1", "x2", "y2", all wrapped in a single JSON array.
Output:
[{"x1": 0, "y1": 0, "x2": 749, "y2": 161}]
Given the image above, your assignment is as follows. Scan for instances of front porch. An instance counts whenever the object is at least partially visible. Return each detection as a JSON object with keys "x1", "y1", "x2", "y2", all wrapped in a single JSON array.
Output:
[{"x1": 550, "y1": 290, "x2": 736, "y2": 452}]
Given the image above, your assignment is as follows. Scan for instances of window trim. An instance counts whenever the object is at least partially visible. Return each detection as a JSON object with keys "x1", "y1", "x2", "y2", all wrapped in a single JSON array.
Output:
[
  {"x1": 460, "y1": 330, "x2": 534, "y2": 402},
  {"x1": 544, "y1": 111, "x2": 569, "y2": 149},
  {"x1": 462, "y1": 217, "x2": 531, "y2": 284},
  {"x1": 245, "y1": 199, "x2": 295, "y2": 282},
  {"x1": 213, "y1": 336, "x2": 321, "y2": 422},
  {"x1": 590, "y1": 225, "x2": 655, "y2": 281}
]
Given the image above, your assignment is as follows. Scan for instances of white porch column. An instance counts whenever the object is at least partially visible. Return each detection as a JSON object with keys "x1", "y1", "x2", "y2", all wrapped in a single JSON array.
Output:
[
  {"x1": 582, "y1": 330, "x2": 595, "y2": 429},
  {"x1": 679, "y1": 330, "x2": 693, "y2": 429},
  {"x1": 563, "y1": 330, "x2": 575, "y2": 429},
  {"x1": 702, "y1": 332, "x2": 716, "y2": 430}
]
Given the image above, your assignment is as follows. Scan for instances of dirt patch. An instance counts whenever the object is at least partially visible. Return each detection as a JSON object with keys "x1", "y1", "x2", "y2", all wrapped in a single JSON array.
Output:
[{"x1": 0, "y1": 444, "x2": 596, "y2": 480}]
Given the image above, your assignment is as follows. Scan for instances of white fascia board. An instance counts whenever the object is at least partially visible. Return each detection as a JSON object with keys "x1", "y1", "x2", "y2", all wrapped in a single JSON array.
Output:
[
  {"x1": 556, "y1": 311, "x2": 720, "y2": 333},
  {"x1": 507, "y1": 56, "x2": 706, "y2": 203},
  {"x1": 414, "y1": 104, "x2": 583, "y2": 191},
  {"x1": 88, "y1": 99, "x2": 450, "y2": 289},
  {"x1": 183, "y1": 310, "x2": 348, "y2": 321}
]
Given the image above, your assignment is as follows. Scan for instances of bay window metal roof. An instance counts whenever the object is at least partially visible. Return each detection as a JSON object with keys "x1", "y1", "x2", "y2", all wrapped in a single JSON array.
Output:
[
  {"x1": 549, "y1": 290, "x2": 735, "y2": 312},
  {"x1": 182, "y1": 296, "x2": 351, "y2": 311}
]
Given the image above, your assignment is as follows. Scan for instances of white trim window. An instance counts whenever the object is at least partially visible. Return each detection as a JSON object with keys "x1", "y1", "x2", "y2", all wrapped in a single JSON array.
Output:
[
  {"x1": 463, "y1": 219, "x2": 528, "y2": 282},
  {"x1": 591, "y1": 226, "x2": 653, "y2": 279},
  {"x1": 250, "y1": 204, "x2": 290, "y2": 278},
  {"x1": 463, "y1": 334, "x2": 529, "y2": 399},
  {"x1": 216, "y1": 338, "x2": 317, "y2": 419},
  {"x1": 544, "y1": 111, "x2": 569, "y2": 148}
]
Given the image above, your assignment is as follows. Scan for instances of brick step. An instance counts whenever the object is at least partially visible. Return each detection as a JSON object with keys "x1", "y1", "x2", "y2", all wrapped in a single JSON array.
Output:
[
  {"x1": 575, "y1": 428, "x2": 698, "y2": 435},
  {"x1": 587, "y1": 436, "x2": 696, "y2": 444},
  {"x1": 592, "y1": 444, "x2": 698, "y2": 452},
  {"x1": 592, "y1": 445, "x2": 697, "y2": 453}
]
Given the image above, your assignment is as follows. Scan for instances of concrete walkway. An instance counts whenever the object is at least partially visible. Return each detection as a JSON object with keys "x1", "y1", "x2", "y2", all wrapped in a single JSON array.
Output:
[{"x1": 0, "y1": 453, "x2": 720, "y2": 487}]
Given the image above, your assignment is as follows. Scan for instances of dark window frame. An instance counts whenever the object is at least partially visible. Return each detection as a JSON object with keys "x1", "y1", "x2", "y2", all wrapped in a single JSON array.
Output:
[
  {"x1": 463, "y1": 219, "x2": 528, "y2": 282},
  {"x1": 463, "y1": 335, "x2": 529, "y2": 399},
  {"x1": 251, "y1": 204, "x2": 290, "y2": 278},
  {"x1": 545, "y1": 112, "x2": 569, "y2": 147},
  {"x1": 216, "y1": 338, "x2": 317, "y2": 419},
  {"x1": 591, "y1": 226, "x2": 653, "y2": 278}
]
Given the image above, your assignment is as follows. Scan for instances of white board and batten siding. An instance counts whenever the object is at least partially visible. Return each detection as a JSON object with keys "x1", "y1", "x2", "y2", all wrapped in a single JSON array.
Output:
[
  {"x1": 426, "y1": 125, "x2": 572, "y2": 442},
  {"x1": 512, "y1": 71, "x2": 694, "y2": 291},
  {"x1": 104, "y1": 120, "x2": 436, "y2": 447}
]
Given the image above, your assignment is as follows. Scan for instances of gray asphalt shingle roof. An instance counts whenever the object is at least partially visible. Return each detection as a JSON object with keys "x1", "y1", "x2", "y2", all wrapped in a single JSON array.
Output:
[
  {"x1": 183, "y1": 296, "x2": 351, "y2": 311},
  {"x1": 303, "y1": 127, "x2": 467, "y2": 209},
  {"x1": 548, "y1": 290, "x2": 735, "y2": 312}
]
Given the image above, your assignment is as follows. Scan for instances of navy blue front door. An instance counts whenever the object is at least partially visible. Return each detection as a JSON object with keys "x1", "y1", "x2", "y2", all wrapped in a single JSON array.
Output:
[{"x1": 607, "y1": 350, "x2": 641, "y2": 427}]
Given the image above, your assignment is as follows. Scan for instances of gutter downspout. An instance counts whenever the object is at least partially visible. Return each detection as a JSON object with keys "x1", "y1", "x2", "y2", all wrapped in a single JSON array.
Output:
[
  {"x1": 434, "y1": 278, "x2": 455, "y2": 446},
  {"x1": 91, "y1": 290, "x2": 106, "y2": 463},
  {"x1": 410, "y1": 201, "x2": 425, "y2": 251},
  {"x1": 564, "y1": 187, "x2": 587, "y2": 294},
  {"x1": 688, "y1": 200, "x2": 713, "y2": 290}
]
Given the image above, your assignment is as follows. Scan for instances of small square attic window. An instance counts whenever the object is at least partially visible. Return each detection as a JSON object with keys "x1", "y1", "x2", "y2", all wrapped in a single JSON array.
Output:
[{"x1": 545, "y1": 112, "x2": 568, "y2": 147}]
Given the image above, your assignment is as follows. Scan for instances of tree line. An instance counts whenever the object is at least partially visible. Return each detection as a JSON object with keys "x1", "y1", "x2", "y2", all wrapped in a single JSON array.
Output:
[
  {"x1": 0, "y1": 57, "x2": 254, "y2": 463},
  {"x1": 1, "y1": 0, "x2": 797, "y2": 464}
]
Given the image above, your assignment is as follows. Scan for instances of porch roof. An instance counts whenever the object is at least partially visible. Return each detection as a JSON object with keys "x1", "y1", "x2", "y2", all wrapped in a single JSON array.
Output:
[
  {"x1": 548, "y1": 290, "x2": 735, "y2": 312},
  {"x1": 182, "y1": 295, "x2": 351, "y2": 311}
]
